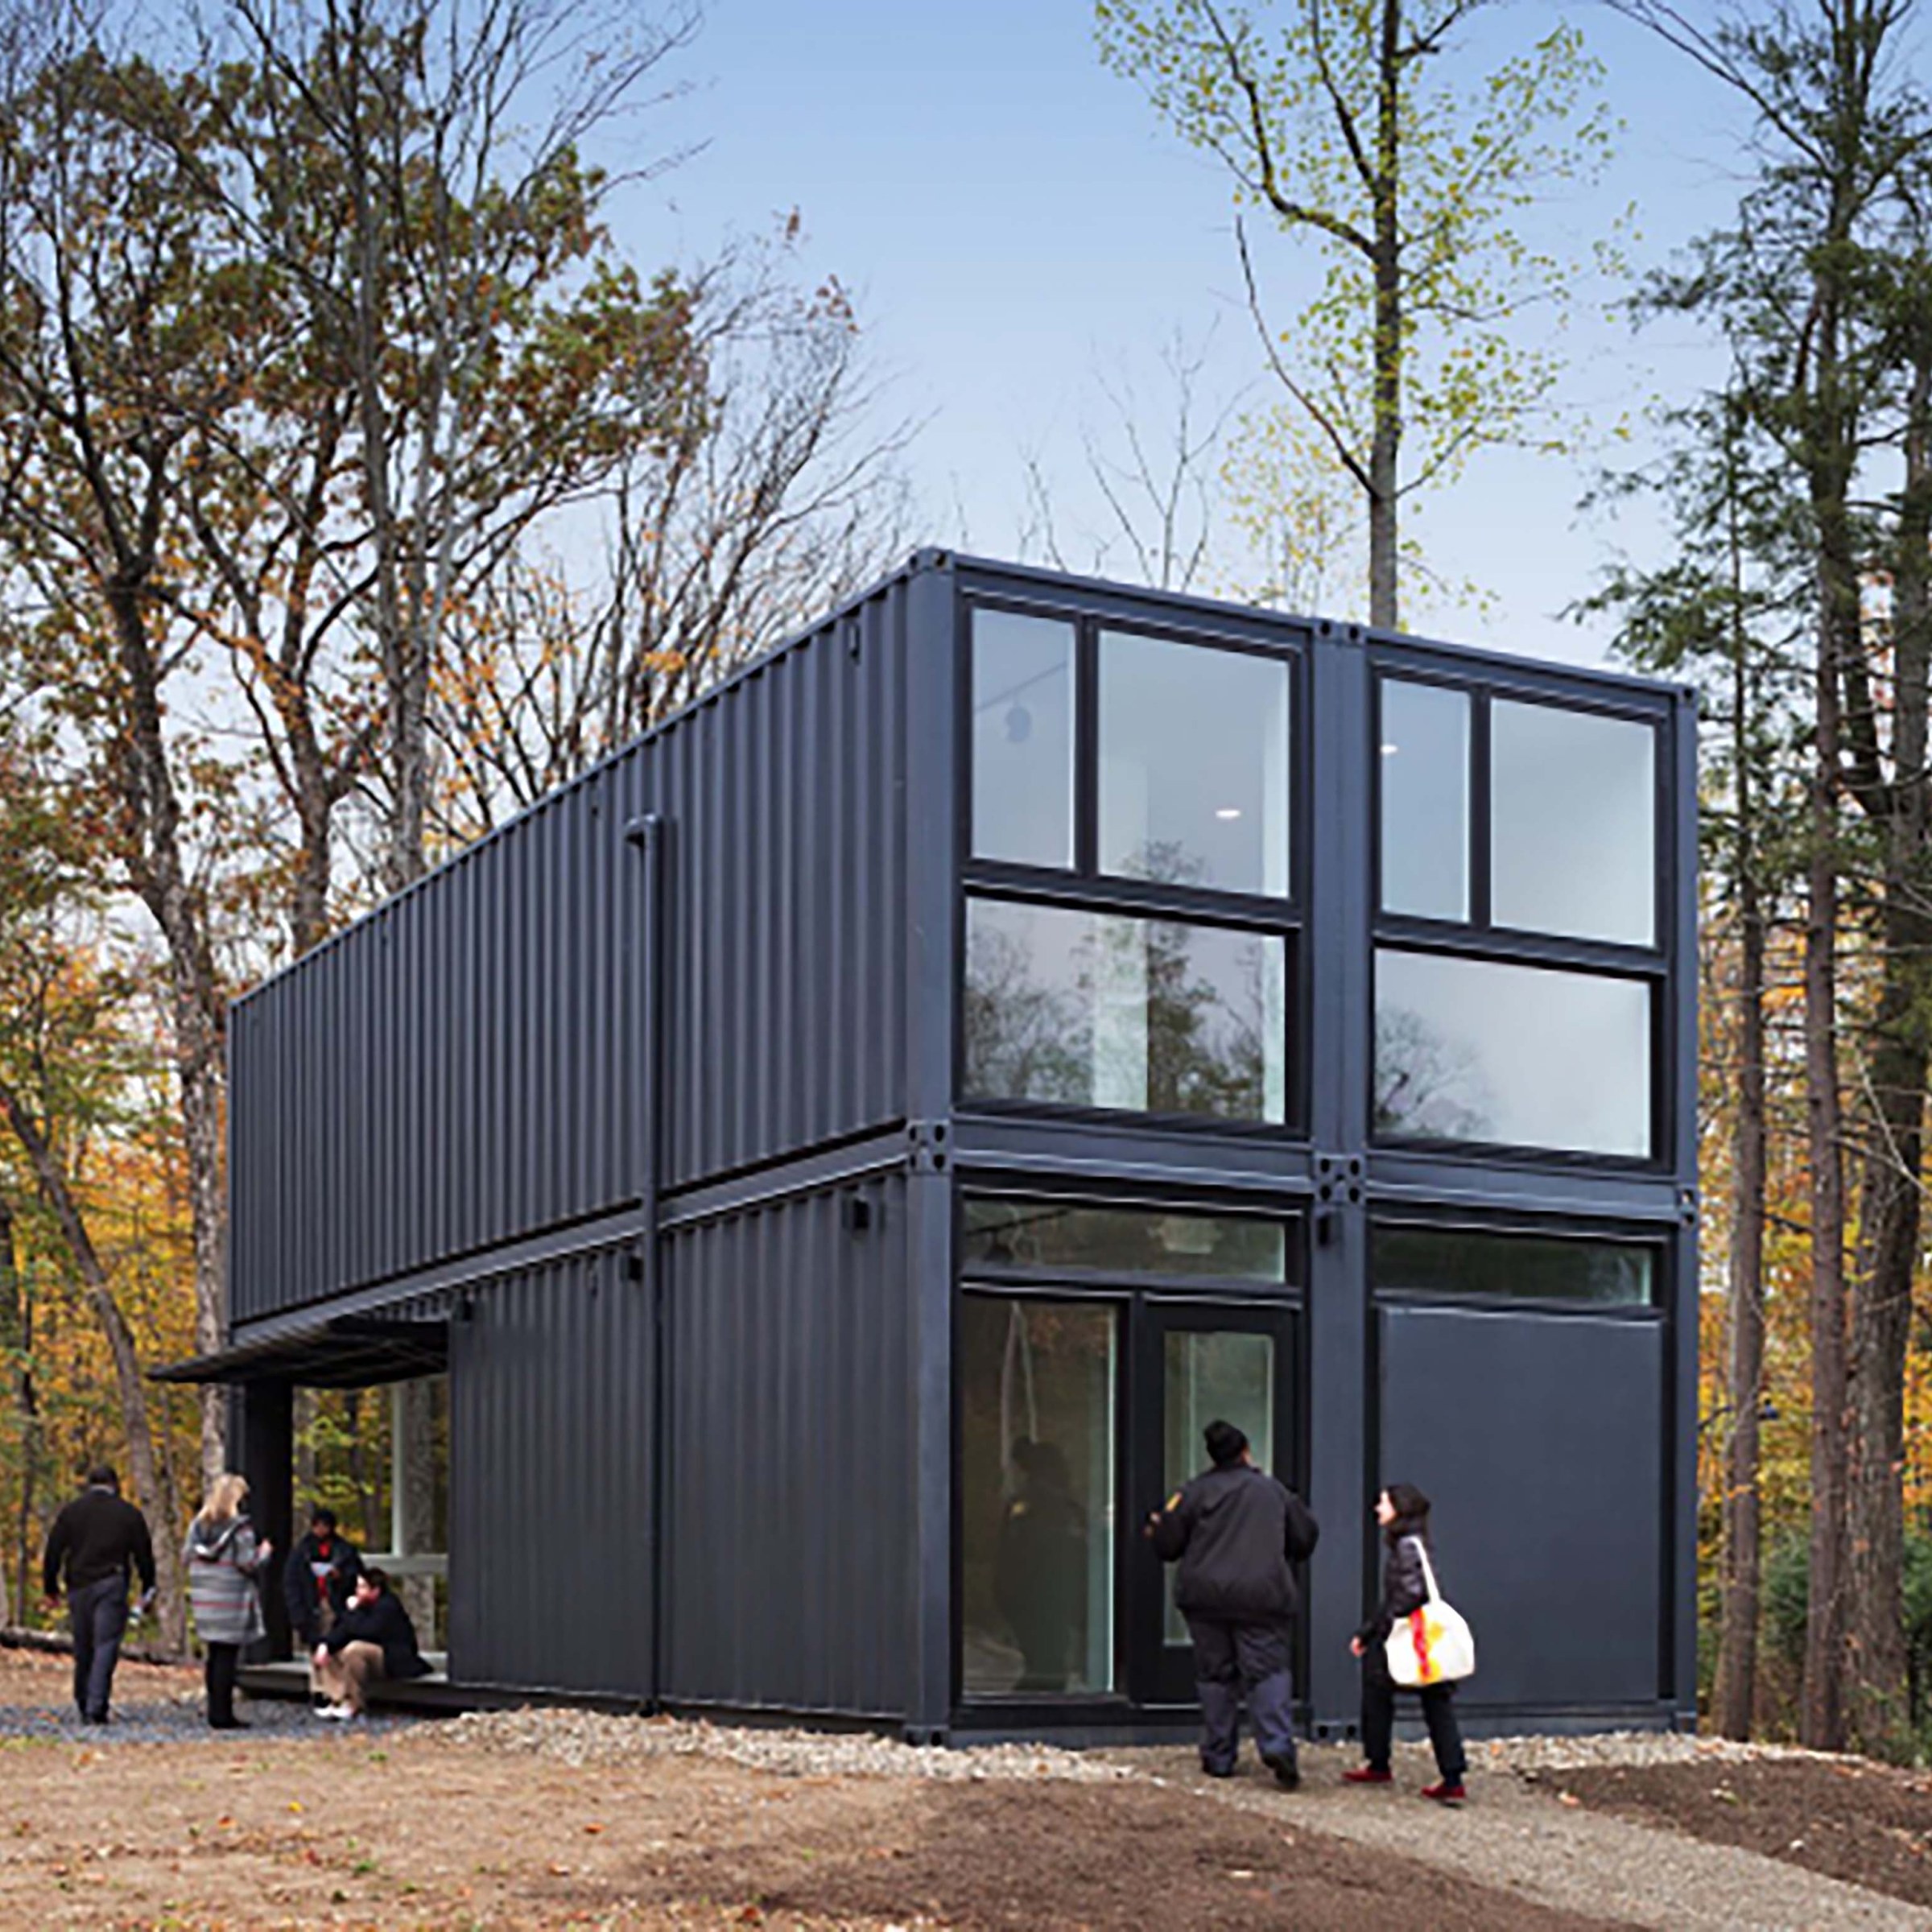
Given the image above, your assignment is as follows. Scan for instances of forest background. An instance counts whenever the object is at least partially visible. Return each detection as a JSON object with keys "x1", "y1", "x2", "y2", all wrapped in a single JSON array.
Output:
[{"x1": 2, "y1": 0, "x2": 1930, "y2": 1761}]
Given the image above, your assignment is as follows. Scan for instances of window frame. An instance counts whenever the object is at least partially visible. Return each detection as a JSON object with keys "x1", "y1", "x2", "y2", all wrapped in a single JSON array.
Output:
[
  {"x1": 960, "y1": 597, "x2": 1310, "y2": 1139},
  {"x1": 959, "y1": 886, "x2": 1304, "y2": 1137},
  {"x1": 1368, "y1": 1212, "x2": 1669, "y2": 1320},
  {"x1": 1369, "y1": 658, "x2": 1676, "y2": 1170}
]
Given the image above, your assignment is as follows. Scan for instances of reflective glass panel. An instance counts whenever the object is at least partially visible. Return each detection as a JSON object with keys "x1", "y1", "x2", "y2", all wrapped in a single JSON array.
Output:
[
  {"x1": 960, "y1": 1297, "x2": 1117, "y2": 1696},
  {"x1": 1373, "y1": 1226, "x2": 1656, "y2": 1306},
  {"x1": 1099, "y1": 631, "x2": 1290, "y2": 896},
  {"x1": 965, "y1": 898, "x2": 1288, "y2": 1122},
  {"x1": 972, "y1": 609, "x2": 1075, "y2": 868},
  {"x1": 1492, "y1": 700, "x2": 1656, "y2": 945},
  {"x1": 1163, "y1": 1331, "x2": 1276, "y2": 1642},
  {"x1": 1375, "y1": 947, "x2": 1652, "y2": 1157},
  {"x1": 961, "y1": 1198, "x2": 1290, "y2": 1282},
  {"x1": 1379, "y1": 679, "x2": 1469, "y2": 922}
]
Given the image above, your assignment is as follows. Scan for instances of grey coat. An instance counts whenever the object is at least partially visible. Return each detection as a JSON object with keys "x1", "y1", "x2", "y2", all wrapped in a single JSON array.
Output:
[{"x1": 184, "y1": 1513, "x2": 267, "y2": 1648}]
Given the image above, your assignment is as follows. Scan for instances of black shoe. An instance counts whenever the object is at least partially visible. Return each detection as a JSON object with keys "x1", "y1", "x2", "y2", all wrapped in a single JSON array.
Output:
[
  {"x1": 209, "y1": 1716, "x2": 251, "y2": 1731},
  {"x1": 1201, "y1": 1762, "x2": 1236, "y2": 1779},
  {"x1": 1263, "y1": 1752, "x2": 1301, "y2": 1790}
]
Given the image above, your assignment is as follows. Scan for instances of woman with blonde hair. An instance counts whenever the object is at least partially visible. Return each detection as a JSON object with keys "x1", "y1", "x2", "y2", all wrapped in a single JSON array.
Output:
[{"x1": 184, "y1": 1472, "x2": 274, "y2": 1730}]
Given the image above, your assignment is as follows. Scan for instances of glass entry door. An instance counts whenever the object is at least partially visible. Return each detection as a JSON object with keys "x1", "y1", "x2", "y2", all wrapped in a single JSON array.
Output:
[{"x1": 1132, "y1": 1302, "x2": 1300, "y2": 1705}]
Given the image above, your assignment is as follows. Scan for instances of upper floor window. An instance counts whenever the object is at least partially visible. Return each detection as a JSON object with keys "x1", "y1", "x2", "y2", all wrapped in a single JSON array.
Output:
[
  {"x1": 1492, "y1": 699, "x2": 1655, "y2": 947},
  {"x1": 1099, "y1": 630, "x2": 1290, "y2": 897},
  {"x1": 970, "y1": 605, "x2": 1295, "y2": 902},
  {"x1": 1377, "y1": 676, "x2": 1659, "y2": 950},
  {"x1": 971, "y1": 609, "x2": 1076, "y2": 869}
]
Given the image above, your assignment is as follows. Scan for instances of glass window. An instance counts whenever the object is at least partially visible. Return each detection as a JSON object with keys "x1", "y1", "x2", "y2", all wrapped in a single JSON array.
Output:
[
  {"x1": 962, "y1": 1197, "x2": 1290, "y2": 1282},
  {"x1": 960, "y1": 1297, "x2": 1117, "y2": 1697},
  {"x1": 1163, "y1": 1331, "x2": 1276, "y2": 1641},
  {"x1": 965, "y1": 898, "x2": 1289, "y2": 1123},
  {"x1": 972, "y1": 609, "x2": 1075, "y2": 868},
  {"x1": 1373, "y1": 1225, "x2": 1657, "y2": 1306},
  {"x1": 1492, "y1": 700, "x2": 1656, "y2": 946},
  {"x1": 1099, "y1": 630, "x2": 1290, "y2": 896},
  {"x1": 1379, "y1": 679, "x2": 1469, "y2": 922},
  {"x1": 1375, "y1": 947, "x2": 1652, "y2": 1158}
]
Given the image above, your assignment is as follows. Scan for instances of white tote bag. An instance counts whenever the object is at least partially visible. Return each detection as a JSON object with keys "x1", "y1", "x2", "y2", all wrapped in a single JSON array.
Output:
[{"x1": 1383, "y1": 1536, "x2": 1476, "y2": 1687}]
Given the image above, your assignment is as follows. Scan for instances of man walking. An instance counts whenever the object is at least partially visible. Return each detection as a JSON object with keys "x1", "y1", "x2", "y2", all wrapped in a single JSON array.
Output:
[
  {"x1": 1147, "y1": 1419, "x2": 1318, "y2": 1787},
  {"x1": 41, "y1": 1464, "x2": 157, "y2": 1725}
]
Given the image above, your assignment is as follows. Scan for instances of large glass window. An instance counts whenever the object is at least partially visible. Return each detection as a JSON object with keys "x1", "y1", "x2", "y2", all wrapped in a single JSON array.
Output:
[
  {"x1": 972, "y1": 609, "x2": 1075, "y2": 869},
  {"x1": 960, "y1": 1297, "x2": 1117, "y2": 1697},
  {"x1": 1163, "y1": 1331, "x2": 1276, "y2": 1641},
  {"x1": 965, "y1": 897, "x2": 1289, "y2": 1122},
  {"x1": 1373, "y1": 1225, "x2": 1657, "y2": 1305},
  {"x1": 1375, "y1": 947, "x2": 1652, "y2": 1157},
  {"x1": 962, "y1": 1197, "x2": 1290, "y2": 1282},
  {"x1": 1379, "y1": 679, "x2": 1469, "y2": 922},
  {"x1": 1492, "y1": 700, "x2": 1656, "y2": 946},
  {"x1": 1100, "y1": 631, "x2": 1290, "y2": 896}
]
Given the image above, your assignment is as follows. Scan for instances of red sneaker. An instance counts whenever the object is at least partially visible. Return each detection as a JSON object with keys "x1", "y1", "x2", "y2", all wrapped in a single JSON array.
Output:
[
  {"x1": 1421, "y1": 1781, "x2": 1467, "y2": 1804},
  {"x1": 1342, "y1": 1766, "x2": 1393, "y2": 1785}
]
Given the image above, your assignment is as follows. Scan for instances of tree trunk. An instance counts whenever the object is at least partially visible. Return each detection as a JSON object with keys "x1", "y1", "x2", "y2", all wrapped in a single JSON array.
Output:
[
  {"x1": 0, "y1": 1079, "x2": 187, "y2": 1652},
  {"x1": 0, "y1": 1192, "x2": 19, "y2": 1628},
  {"x1": 1715, "y1": 601, "x2": 1769, "y2": 1741},
  {"x1": 101, "y1": 566, "x2": 228, "y2": 1500},
  {"x1": 1802, "y1": 478, "x2": 1857, "y2": 1752},
  {"x1": 1845, "y1": 345, "x2": 1932, "y2": 1760},
  {"x1": 1367, "y1": 0, "x2": 1402, "y2": 632}
]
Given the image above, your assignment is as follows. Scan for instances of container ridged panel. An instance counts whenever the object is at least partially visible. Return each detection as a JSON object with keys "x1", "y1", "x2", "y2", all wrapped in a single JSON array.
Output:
[
  {"x1": 225, "y1": 571, "x2": 916, "y2": 1326},
  {"x1": 447, "y1": 1245, "x2": 654, "y2": 1695},
  {"x1": 663, "y1": 1179, "x2": 910, "y2": 1717},
  {"x1": 659, "y1": 588, "x2": 909, "y2": 1188}
]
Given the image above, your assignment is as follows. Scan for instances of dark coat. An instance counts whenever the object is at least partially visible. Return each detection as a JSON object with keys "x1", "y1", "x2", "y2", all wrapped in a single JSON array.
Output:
[
  {"x1": 1149, "y1": 1464, "x2": 1319, "y2": 1622},
  {"x1": 42, "y1": 1487, "x2": 156, "y2": 1600},
  {"x1": 283, "y1": 1530, "x2": 365, "y2": 1642},
  {"x1": 1358, "y1": 1524, "x2": 1434, "y2": 1646},
  {"x1": 323, "y1": 1588, "x2": 430, "y2": 1679}
]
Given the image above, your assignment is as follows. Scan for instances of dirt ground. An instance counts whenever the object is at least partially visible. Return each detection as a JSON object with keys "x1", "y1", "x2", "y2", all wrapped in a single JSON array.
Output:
[
  {"x1": 0, "y1": 1649, "x2": 1615, "y2": 1931},
  {"x1": 1546, "y1": 1756, "x2": 1932, "y2": 1911}
]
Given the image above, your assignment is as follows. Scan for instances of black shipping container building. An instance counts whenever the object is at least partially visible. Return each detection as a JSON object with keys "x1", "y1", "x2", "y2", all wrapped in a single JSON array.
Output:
[{"x1": 170, "y1": 551, "x2": 1699, "y2": 1741}]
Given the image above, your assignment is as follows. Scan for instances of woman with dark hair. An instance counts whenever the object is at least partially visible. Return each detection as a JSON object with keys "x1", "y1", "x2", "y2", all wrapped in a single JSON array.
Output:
[{"x1": 1343, "y1": 1482, "x2": 1467, "y2": 1802}]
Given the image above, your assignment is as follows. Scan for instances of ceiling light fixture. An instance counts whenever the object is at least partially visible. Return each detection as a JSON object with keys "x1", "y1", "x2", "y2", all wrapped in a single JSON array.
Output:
[
  {"x1": 1215, "y1": 807, "x2": 1243, "y2": 820},
  {"x1": 1380, "y1": 742, "x2": 1400, "y2": 755}
]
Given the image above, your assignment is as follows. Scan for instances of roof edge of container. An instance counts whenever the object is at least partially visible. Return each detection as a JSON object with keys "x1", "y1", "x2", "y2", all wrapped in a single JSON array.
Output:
[
  {"x1": 947, "y1": 551, "x2": 1696, "y2": 704},
  {"x1": 230, "y1": 549, "x2": 943, "y2": 1013}
]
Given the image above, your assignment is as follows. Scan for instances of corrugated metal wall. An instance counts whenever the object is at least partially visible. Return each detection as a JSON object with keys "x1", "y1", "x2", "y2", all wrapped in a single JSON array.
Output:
[
  {"x1": 228, "y1": 572, "x2": 916, "y2": 1326},
  {"x1": 447, "y1": 1245, "x2": 655, "y2": 1696},
  {"x1": 662, "y1": 1179, "x2": 911, "y2": 1718}
]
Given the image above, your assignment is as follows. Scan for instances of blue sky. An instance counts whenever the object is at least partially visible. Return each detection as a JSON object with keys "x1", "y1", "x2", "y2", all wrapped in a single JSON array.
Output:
[{"x1": 619, "y1": 1, "x2": 1765, "y2": 668}]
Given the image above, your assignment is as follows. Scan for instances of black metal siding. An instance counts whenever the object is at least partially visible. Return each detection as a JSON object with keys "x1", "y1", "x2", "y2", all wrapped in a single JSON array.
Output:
[
  {"x1": 661, "y1": 1179, "x2": 911, "y2": 1718},
  {"x1": 447, "y1": 1245, "x2": 655, "y2": 1696},
  {"x1": 227, "y1": 574, "x2": 915, "y2": 1326}
]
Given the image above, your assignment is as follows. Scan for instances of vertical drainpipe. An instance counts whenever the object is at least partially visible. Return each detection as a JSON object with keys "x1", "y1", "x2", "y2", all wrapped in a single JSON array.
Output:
[
  {"x1": 902, "y1": 555, "x2": 958, "y2": 1744},
  {"x1": 628, "y1": 810, "x2": 668, "y2": 1710}
]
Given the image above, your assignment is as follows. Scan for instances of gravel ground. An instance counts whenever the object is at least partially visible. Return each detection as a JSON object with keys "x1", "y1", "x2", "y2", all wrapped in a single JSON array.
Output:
[
  {"x1": 1117, "y1": 1740, "x2": 1932, "y2": 1931},
  {"x1": 413, "y1": 1707, "x2": 1137, "y2": 1781},
  {"x1": 0, "y1": 1696, "x2": 420, "y2": 1744}
]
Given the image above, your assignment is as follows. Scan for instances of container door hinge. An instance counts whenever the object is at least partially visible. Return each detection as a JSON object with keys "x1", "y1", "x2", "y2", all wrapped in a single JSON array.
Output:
[
  {"x1": 1313, "y1": 1151, "x2": 1365, "y2": 1244},
  {"x1": 905, "y1": 1119, "x2": 952, "y2": 1174}
]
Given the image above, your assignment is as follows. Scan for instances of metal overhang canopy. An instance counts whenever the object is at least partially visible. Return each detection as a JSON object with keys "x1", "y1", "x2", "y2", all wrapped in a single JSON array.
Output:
[{"x1": 151, "y1": 1315, "x2": 448, "y2": 1389}]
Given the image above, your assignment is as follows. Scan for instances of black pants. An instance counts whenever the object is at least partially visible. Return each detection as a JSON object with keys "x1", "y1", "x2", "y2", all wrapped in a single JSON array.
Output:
[
  {"x1": 204, "y1": 1643, "x2": 241, "y2": 1728},
  {"x1": 68, "y1": 1575, "x2": 129, "y2": 1723},
  {"x1": 1361, "y1": 1649, "x2": 1465, "y2": 1783},
  {"x1": 1186, "y1": 1615, "x2": 1298, "y2": 1775}
]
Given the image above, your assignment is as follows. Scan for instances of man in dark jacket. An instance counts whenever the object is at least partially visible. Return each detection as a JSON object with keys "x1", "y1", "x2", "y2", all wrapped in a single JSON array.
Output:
[
  {"x1": 283, "y1": 1506, "x2": 365, "y2": 1652},
  {"x1": 313, "y1": 1567, "x2": 430, "y2": 1718},
  {"x1": 41, "y1": 1464, "x2": 157, "y2": 1724},
  {"x1": 1147, "y1": 1420, "x2": 1318, "y2": 1787}
]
